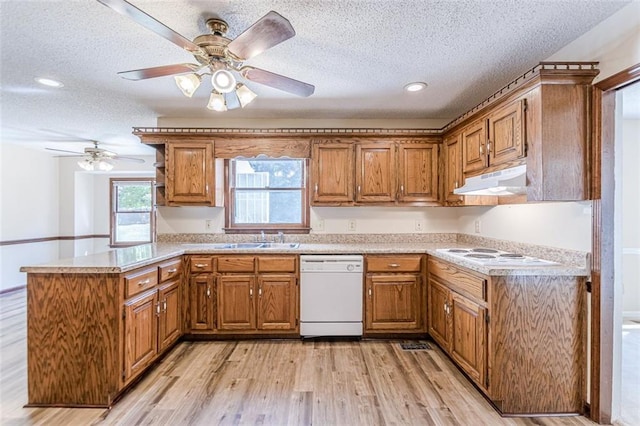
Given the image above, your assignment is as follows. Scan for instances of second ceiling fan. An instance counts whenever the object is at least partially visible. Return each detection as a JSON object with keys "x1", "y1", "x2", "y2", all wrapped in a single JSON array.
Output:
[{"x1": 97, "y1": 0, "x2": 315, "y2": 111}]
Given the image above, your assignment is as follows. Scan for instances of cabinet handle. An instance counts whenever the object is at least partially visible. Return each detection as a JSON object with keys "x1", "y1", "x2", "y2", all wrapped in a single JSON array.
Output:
[
  {"x1": 163, "y1": 300, "x2": 167, "y2": 312},
  {"x1": 444, "y1": 303, "x2": 447, "y2": 313},
  {"x1": 156, "y1": 301, "x2": 161, "y2": 316},
  {"x1": 138, "y1": 278, "x2": 151, "y2": 286},
  {"x1": 487, "y1": 140, "x2": 492, "y2": 152},
  {"x1": 400, "y1": 185, "x2": 404, "y2": 194},
  {"x1": 314, "y1": 183, "x2": 318, "y2": 195},
  {"x1": 368, "y1": 288, "x2": 372, "y2": 297},
  {"x1": 388, "y1": 263, "x2": 400, "y2": 268},
  {"x1": 454, "y1": 181, "x2": 458, "y2": 189},
  {"x1": 206, "y1": 286, "x2": 211, "y2": 298},
  {"x1": 479, "y1": 144, "x2": 484, "y2": 155},
  {"x1": 357, "y1": 185, "x2": 361, "y2": 194},
  {"x1": 258, "y1": 287, "x2": 262, "y2": 297},
  {"x1": 167, "y1": 268, "x2": 177, "y2": 273},
  {"x1": 194, "y1": 264, "x2": 206, "y2": 268},
  {"x1": 250, "y1": 288, "x2": 253, "y2": 298}
]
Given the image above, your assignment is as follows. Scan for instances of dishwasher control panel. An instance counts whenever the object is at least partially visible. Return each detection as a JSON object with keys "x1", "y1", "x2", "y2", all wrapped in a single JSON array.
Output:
[{"x1": 300, "y1": 255, "x2": 363, "y2": 273}]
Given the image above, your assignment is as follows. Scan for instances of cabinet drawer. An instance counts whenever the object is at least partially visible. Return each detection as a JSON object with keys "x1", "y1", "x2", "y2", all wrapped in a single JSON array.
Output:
[
  {"x1": 190, "y1": 256, "x2": 214, "y2": 273},
  {"x1": 257, "y1": 256, "x2": 297, "y2": 273},
  {"x1": 125, "y1": 267, "x2": 158, "y2": 298},
  {"x1": 367, "y1": 255, "x2": 423, "y2": 272},
  {"x1": 159, "y1": 259, "x2": 182, "y2": 282},
  {"x1": 428, "y1": 257, "x2": 486, "y2": 301},
  {"x1": 217, "y1": 256, "x2": 255, "y2": 273}
]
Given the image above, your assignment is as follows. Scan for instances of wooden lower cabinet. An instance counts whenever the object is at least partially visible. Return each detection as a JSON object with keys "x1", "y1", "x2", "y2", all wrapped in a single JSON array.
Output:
[
  {"x1": 158, "y1": 279, "x2": 182, "y2": 351},
  {"x1": 217, "y1": 274, "x2": 256, "y2": 331},
  {"x1": 257, "y1": 274, "x2": 297, "y2": 330},
  {"x1": 189, "y1": 273, "x2": 215, "y2": 331},
  {"x1": 364, "y1": 255, "x2": 426, "y2": 334},
  {"x1": 427, "y1": 256, "x2": 585, "y2": 415}
]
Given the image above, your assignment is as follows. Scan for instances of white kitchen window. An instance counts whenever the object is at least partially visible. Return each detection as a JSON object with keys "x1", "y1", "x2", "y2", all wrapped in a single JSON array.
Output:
[
  {"x1": 110, "y1": 178, "x2": 156, "y2": 246},
  {"x1": 226, "y1": 157, "x2": 309, "y2": 232}
]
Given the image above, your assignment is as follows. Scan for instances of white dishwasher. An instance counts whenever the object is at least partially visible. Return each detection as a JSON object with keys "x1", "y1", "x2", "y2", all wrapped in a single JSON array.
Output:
[{"x1": 300, "y1": 255, "x2": 364, "y2": 337}]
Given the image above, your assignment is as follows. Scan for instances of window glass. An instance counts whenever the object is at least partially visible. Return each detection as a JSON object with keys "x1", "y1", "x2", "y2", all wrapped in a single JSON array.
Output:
[{"x1": 110, "y1": 179, "x2": 155, "y2": 246}]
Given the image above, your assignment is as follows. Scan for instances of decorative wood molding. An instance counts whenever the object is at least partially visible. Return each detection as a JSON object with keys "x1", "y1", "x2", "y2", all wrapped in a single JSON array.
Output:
[
  {"x1": 595, "y1": 62, "x2": 640, "y2": 91},
  {"x1": 134, "y1": 127, "x2": 443, "y2": 138},
  {"x1": 0, "y1": 235, "x2": 110, "y2": 247}
]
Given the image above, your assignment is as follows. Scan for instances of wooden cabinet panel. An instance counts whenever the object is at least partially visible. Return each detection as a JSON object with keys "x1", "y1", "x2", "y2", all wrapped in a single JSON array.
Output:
[
  {"x1": 427, "y1": 277, "x2": 451, "y2": 350},
  {"x1": 166, "y1": 142, "x2": 214, "y2": 205},
  {"x1": 450, "y1": 293, "x2": 486, "y2": 387},
  {"x1": 189, "y1": 274, "x2": 215, "y2": 331},
  {"x1": 217, "y1": 275, "x2": 255, "y2": 330},
  {"x1": 356, "y1": 143, "x2": 396, "y2": 203},
  {"x1": 428, "y1": 258, "x2": 486, "y2": 302},
  {"x1": 366, "y1": 255, "x2": 422, "y2": 273},
  {"x1": 462, "y1": 120, "x2": 488, "y2": 174},
  {"x1": 257, "y1": 275, "x2": 297, "y2": 330},
  {"x1": 158, "y1": 279, "x2": 182, "y2": 352},
  {"x1": 257, "y1": 256, "x2": 297, "y2": 273},
  {"x1": 124, "y1": 267, "x2": 158, "y2": 298},
  {"x1": 311, "y1": 142, "x2": 354, "y2": 204},
  {"x1": 124, "y1": 291, "x2": 158, "y2": 382},
  {"x1": 397, "y1": 143, "x2": 439, "y2": 202},
  {"x1": 365, "y1": 274, "x2": 421, "y2": 331},
  {"x1": 488, "y1": 100, "x2": 525, "y2": 167},
  {"x1": 158, "y1": 259, "x2": 182, "y2": 283},
  {"x1": 190, "y1": 256, "x2": 214, "y2": 273},
  {"x1": 217, "y1": 256, "x2": 255, "y2": 273},
  {"x1": 443, "y1": 133, "x2": 463, "y2": 204}
]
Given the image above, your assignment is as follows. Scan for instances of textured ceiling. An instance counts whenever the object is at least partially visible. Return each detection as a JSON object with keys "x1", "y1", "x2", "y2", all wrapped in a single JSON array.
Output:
[{"x1": 0, "y1": 0, "x2": 631, "y2": 156}]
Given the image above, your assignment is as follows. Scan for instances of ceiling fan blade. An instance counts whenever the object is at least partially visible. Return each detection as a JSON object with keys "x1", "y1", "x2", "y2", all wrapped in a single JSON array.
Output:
[
  {"x1": 46, "y1": 147, "x2": 84, "y2": 155},
  {"x1": 241, "y1": 67, "x2": 315, "y2": 97},
  {"x1": 96, "y1": 0, "x2": 204, "y2": 56},
  {"x1": 117, "y1": 63, "x2": 202, "y2": 81},
  {"x1": 227, "y1": 11, "x2": 295, "y2": 61},
  {"x1": 113, "y1": 155, "x2": 145, "y2": 163}
]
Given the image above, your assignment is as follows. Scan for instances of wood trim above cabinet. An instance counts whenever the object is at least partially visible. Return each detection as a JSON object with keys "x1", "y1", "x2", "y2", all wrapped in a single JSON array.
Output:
[{"x1": 214, "y1": 137, "x2": 311, "y2": 159}]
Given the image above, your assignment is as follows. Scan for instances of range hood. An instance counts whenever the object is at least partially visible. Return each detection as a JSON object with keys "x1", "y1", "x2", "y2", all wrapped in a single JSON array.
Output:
[{"x1": 453, "y1": 164, "x2": 527, "y2": 196}]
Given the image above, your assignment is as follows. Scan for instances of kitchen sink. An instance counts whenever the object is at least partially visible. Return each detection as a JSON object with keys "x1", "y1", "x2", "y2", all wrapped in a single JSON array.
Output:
[{"x1": 181, "y1": 242, "x2": 300, "y2": 250}]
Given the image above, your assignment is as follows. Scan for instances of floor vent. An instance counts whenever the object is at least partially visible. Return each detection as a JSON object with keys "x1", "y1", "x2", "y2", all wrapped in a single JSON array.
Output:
[{"x1": 400, "y1": 342, "x2": 431, "y2": 351}]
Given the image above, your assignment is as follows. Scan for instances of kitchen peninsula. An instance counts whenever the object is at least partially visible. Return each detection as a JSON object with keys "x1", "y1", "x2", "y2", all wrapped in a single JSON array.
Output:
[{"x1": 22, "y1": 233, "x2": 588, "y2": 416}]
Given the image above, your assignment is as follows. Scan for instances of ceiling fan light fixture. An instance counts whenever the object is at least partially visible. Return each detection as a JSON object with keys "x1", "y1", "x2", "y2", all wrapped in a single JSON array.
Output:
[
  {"x1": 404, "y1": 82, "x2": 428, "y2": 92},
  {"x1": 235, "y1": 83, "x2": 257, "y2": 108},
  {"x1": 97, "y1": 159, "x2": 115, "y2": 171},
  {"x1": 77, "y1": 158, "x2": 94, "y2": 171},
  {"x1": 174, "y1": 73, "x2": 202, "y2": 97},
  {"x1": 77, "y1": 157, "x2": 114, "y2": 171},
  {"x1": 211, "y1": 70, "x2": 236, "y2": 93},
  {"x1": 207, "y1": 91, "x2": 227, "y2": 112}
]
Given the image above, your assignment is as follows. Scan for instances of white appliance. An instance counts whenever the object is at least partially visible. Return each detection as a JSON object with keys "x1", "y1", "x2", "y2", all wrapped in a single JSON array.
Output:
[
  {"x1": 453, "y1": 164, "x2": 526, "y2": 195},
  {"x1": 300, "y1": 255, "x2": 364, "y2": 337},
  {"x1": 435, "y1": 248, "x2": 558, "y2": 266}
]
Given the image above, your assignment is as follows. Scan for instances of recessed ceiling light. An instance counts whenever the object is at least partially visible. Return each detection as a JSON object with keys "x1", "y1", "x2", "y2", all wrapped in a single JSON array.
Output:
[
  {"x1": 404, "y1": 82, "x2": 427, "y2": 92},
  {"x1": 35, "y1": 77, "x2": 64, "y2": 88}
]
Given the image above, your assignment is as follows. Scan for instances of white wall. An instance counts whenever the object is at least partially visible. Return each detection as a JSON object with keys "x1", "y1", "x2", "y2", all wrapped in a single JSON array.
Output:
[
  {"x1": 0, "y1": 143, "x2": 60, "y2": 290},
  {"x1": 622, "y1": 119, "x2": 640, "y2": 315}
]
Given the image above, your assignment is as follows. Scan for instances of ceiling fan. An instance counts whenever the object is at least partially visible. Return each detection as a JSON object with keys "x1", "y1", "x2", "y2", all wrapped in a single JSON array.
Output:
[
  {"x1": 96, "y1": 0, "x2": 315, "y2": 111},
  {"x1": 47, "y1": 140, "x2": 145, "y2": 171}
]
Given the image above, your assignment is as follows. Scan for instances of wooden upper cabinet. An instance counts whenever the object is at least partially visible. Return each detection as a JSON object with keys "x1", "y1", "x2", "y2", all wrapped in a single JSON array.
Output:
[
  {"x1": 443, "y1": 133, "x2": 463, "y2": 204},
  {"x1": 311, "y1": 141, "x2": 354, "y2": 205},
  {"x1": 462, "y1": 120, "x2": 488, "y2": 175},
  {"x1": 397, "y1": 143, "x2": 439, "y2": 203},
  {"x1": 488, "y1": 100, "x2": 525, "y2": 166},
  {"x1": 166, "y1": 142, "x2": 214, "y2": 205},
  {"x1": 355, "y1": 142, "x2": 396, "y2": 203}
]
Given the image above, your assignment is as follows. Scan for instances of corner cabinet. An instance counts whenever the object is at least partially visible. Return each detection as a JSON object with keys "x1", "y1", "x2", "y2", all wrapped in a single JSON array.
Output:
[
  {"x1": 364, "y1": 255, "x2": 426, "y2": 334},
  {"x1": 166, "y1": 142, "x2": 215, "y2": 206},
  {"x1": 427, "y1": 256, "x2": 585, "y2": 415}
]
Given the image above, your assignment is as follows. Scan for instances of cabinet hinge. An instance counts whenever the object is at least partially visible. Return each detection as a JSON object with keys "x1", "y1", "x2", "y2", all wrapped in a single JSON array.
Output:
[
  {"x1": 485, "y1": 313, "x2": 490, "y2": 324},
  {"x1": 296, "y1": 318, "x2": 299, "y2": 326},
  {"x1": 586, "y1": 281, "x2": 592, "y2": 293},
  {"x1": 122, "y1": 371, "x2": 126, "y2": 381},
  {"x1": 122, "y1": 308, "x2": 126, "y2": 320},
  {"x1": 485, "y1": 376, "x2": 489, "y2": 388}
]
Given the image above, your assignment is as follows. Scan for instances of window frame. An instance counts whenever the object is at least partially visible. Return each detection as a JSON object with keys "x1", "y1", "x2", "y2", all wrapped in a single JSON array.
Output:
[
  {"x1": 109, "y1": 177, "x2": 156, "y2": 247},
  {"x1": 224, "y1": 158, "x2": 310, "y2": 234}
]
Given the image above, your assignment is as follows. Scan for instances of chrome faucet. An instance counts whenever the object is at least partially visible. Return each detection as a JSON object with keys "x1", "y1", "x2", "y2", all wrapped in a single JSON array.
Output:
[
  {"x1": 277, "y1": 231, "x2": 285, "y2": 244},
  {"x1": 260, "y1": 230, "x2": 266, "y2": 242}
]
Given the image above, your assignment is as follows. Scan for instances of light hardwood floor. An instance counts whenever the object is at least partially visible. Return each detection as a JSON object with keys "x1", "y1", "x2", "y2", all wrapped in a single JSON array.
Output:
[{"x1": 1, "y1": 288, "x2": 599, "y2": 425}]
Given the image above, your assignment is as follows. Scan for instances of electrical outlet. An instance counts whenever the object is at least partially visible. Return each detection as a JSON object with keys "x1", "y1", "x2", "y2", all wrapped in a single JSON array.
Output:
[
  {"x1": 347, "y1": 219, "x2": 357, "y2": 232},
  {"x1": 415, "y1": 220, "x2": 425, "y2": 232},
  {"x1": 315, "y1": 219, "x2": 325, "y2": 231},
  {"x1": 205, "y1": 219, "x2": 213, "y2": 231},
  {"x1": 474, "y1": 220, "x2": 481, "y2": 234}
]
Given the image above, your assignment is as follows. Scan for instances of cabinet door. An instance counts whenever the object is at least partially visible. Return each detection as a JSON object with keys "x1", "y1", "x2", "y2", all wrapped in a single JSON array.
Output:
[
  {"x1": 256, "y1": 274, "x2": 297, "y2": 331},
  {"x1": 124, "y1": 290, "x2": 158, "y2": 382},
  {"x1": 462, "y1": 120, "x2": 488, "y2": 174},
  {"x1": 488, "y1": 100, "x2": 525, "y2": 167},
  {"x1": 397, "y1": 143, "x2": 439, "y2": 203},
  {"x1": 166, "y1": 142, "x2": 214, "y2": 205},
  {"x1": 190, "y1": 273, "x2": 215, "y2": 331},
  {"x1": 356, "y1": 142, "x2": 396, "y2": 203},
  {"x1": 443, "y1": 133, "x2": 463, "y2": 203},
  {"x1": 311, "y1": 142, "x2": 354, "y2": 204},
  {"x1": 217, "y1": 275, "x2": 255, "y2": 330},
  {"x1": 158, "y1": 279, "x2": 182, "y2": 351},
  {"x1": 427, "y1": 277, "x2": 451, "y2": 350},
  {"x1": 450, "y1": 292, "x2": 487, "y2": 387},
  {"x1": 365, "y1": 274, "x2": 421, "y2": 331}
]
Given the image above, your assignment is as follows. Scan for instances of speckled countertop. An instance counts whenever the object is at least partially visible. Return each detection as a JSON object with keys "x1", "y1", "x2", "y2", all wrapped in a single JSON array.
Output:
[{"x1": 20, "y1": 234, "x2": 589, "y2": 277}]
